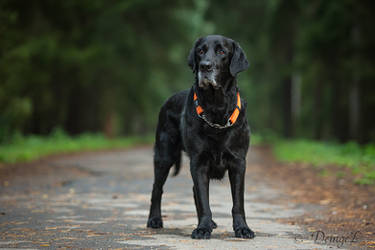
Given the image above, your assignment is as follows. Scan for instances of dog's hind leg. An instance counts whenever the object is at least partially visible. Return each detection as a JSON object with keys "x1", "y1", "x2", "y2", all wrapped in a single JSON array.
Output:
[
  {"x1": 147, "y1": 158, "x2": 171, "y2": 228},
  {"x1": 147, "y1": 129, "x2": 181, "y2": 228},
  {"x1": 147, "y1": 94, "x2": 186, "y2": 229}
]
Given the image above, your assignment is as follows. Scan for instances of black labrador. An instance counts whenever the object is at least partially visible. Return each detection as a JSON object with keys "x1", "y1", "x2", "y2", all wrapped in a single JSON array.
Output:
[{"x1": 147, "y1": 35, "x2": 255, "y2": 239}]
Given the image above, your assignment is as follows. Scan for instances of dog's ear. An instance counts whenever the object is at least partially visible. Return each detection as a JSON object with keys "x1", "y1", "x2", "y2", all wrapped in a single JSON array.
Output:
[
  {"x1": 187, "y1": 46, "x2": 196, "y2": 73},
  {"x1": 188, "y1": 38, "x2": 202, "y2": 73},
  {"x1": 230, "y1": 41, "x2": 249, "y2": 77}
]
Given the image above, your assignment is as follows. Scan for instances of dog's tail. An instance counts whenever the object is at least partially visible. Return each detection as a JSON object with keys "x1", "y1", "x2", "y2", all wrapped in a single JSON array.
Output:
[{"x1": 172, "y1": 149, "x2": 182, "y2": 176}]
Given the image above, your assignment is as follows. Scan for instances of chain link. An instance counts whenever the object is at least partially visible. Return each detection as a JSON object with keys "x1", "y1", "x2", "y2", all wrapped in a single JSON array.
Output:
[{"x1": 198, "y1": 114, "x2": 233, "y2": 129}]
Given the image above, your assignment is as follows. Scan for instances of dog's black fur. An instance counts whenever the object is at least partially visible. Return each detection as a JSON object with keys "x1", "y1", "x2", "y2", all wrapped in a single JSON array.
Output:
[{"x1": 147, "y1": 35, "x2": 255, "y2": 239}]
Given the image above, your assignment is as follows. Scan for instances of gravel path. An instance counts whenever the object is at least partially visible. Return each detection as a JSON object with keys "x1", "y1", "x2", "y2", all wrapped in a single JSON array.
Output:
[{"x1": 0, "y1": 147, "x2": 345, "y2": 249}]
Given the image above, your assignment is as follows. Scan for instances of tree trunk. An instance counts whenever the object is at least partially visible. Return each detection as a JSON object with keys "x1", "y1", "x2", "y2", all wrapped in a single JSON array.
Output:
[
  {"x1": 314, "y1": 80, "x2": 322, "y2": 140},
  {"x1": 349, "y1": 79, "x2": 360, "y2": 141},
  {"x1": 283, "y1": 76, "x2": 293, "y2": 138}
]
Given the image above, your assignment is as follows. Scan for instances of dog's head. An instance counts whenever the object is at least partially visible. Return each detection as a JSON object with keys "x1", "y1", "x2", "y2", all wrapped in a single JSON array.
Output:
[{"x1": 188, "y1": 35, "x2": 249, "y2": 90}]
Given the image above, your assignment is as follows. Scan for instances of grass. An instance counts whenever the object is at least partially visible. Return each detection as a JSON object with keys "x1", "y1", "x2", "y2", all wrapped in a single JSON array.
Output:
[
  {"x1": 2, "y1": 130, "x2": 374, "y2": 185},
  {"x1": 271, "y1": 139, "x2": 375, "y2": 185},
  {"x1": 0, "y1": 130, "x2": 153, "y2": 164}
]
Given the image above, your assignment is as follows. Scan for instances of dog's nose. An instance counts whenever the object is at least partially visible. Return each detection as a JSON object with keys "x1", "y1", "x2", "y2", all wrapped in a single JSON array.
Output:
[{"x1": 199, "y1": 61, "x2": 213, "y2": 72}]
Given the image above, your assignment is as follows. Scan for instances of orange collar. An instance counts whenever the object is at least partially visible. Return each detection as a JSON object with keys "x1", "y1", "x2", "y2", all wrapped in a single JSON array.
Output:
[{"x1": 193, "y1": 92, "x2": 242, "y2": 129}]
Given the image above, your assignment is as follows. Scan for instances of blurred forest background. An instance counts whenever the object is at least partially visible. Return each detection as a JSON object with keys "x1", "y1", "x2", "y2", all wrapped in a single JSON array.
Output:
[{"x1": 1, "y1": 0, "x2": 375, "y2": 144}]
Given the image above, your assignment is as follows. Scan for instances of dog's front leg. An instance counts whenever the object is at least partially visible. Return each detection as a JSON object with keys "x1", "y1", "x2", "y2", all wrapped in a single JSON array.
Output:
[
  {"x1": 228, "y1": 159, "x2": 255, "y2": 239},
  {"x1": 190, "y1": 157, "x2": 213, "y2": 239}
]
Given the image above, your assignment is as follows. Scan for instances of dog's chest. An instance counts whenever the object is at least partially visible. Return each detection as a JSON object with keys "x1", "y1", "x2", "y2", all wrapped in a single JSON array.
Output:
[
  {"x1": 207, "y1": 150, "x2": 231, "y2": 179},
  {"x1": 205, "y1": 137, "x2": 234, "y2": 179}
]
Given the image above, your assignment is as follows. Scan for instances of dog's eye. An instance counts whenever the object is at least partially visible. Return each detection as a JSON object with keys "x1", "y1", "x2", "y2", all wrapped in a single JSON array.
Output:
[
  {"x1": 198, "y1": 49, "x2": 204, "y2": 55},
  {"x1": 218, "y1": 50, "x2": 225, "y2": 55}
]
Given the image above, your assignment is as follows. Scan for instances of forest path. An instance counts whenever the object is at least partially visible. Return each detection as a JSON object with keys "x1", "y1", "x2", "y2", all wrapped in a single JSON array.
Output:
[{"x1": 0, "y1": 147, "x2": 344, "y2": 249}]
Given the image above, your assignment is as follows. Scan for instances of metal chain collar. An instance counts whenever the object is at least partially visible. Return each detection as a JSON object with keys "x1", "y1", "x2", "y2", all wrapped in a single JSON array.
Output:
[
  {"x1": 198, "y1": 113, "x2": 234, "y2": 129},
  {"x1": 193, "y1": 91, "x2": 241, "y2": 129}
]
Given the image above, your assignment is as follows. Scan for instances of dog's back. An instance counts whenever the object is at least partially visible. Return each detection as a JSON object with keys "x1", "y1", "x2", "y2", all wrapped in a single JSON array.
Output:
[{"x1": 154, "y1": 90, "x2": 188, "y2": 176}]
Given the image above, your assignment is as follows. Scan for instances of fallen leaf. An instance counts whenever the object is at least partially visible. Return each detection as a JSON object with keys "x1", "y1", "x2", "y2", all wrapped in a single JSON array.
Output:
[{"x1": 319, "y1": 199, "x2": 331, "y2": 205}]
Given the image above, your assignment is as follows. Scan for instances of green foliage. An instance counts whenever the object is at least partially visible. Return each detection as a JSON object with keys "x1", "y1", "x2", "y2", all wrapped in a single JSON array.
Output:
[
  {"x1": 0, "y1": 0, "x2": 209, "y2": 138},
  {"x1": 273, "y1": 139, "x2": 375, "y2": 185},
  {"x1": 0, "y1": 0, "x2": 374, "y2": 146},
  {"x1": 0, "y1": 129, "x2": 152, "y2": 164},
  {"x1": 206, "y1": 0, "x2": 375, "y2": 142}
]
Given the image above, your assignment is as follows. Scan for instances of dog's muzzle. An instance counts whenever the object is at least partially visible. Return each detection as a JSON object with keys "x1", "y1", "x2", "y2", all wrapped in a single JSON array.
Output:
[{"x1": 198, "y1": 71, "x2": 219, "y2": 89}]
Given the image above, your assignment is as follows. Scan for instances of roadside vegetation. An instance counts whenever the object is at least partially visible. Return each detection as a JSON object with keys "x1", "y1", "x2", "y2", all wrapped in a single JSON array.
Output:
[
  {"x1": 0, "y1": 130, "x2": 153, "y2": 164},
  {"x1": 1, "y1": 132, "x2": 374, "y2": 185},
  {"x1": 253, "y1": 135, "x2": 375, "y2": 185}
]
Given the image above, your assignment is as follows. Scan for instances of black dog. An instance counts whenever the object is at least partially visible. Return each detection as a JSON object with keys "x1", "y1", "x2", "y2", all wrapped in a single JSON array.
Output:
[{"x1": 147, "y1": 35, "x2": 255, "y2": 239}]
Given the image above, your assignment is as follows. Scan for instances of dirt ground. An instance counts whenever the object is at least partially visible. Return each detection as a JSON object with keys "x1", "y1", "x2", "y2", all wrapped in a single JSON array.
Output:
[{"x1": 250, "y1": 146, "x2": 375, "y2": 249}]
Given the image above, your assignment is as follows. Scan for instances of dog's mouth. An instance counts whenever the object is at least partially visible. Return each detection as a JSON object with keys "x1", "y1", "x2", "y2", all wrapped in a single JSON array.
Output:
[{"x1": 198, "y1": 71, "x2": 219, "y2": 89}]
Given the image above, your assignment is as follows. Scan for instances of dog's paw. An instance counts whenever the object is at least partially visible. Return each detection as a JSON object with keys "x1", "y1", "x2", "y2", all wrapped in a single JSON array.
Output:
[
  {"x1": 234, "y1": 227, "x2": 255, "y2": 239},
  {"x1": 211, "y1": 220, "x2": 217, "y2": 229},
  {"x1": 147, "y1": 217, "x2": 163, "y2": 228},
  {"x1": 191, "y1": 227, "x2": 211, "y2": 239}
]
